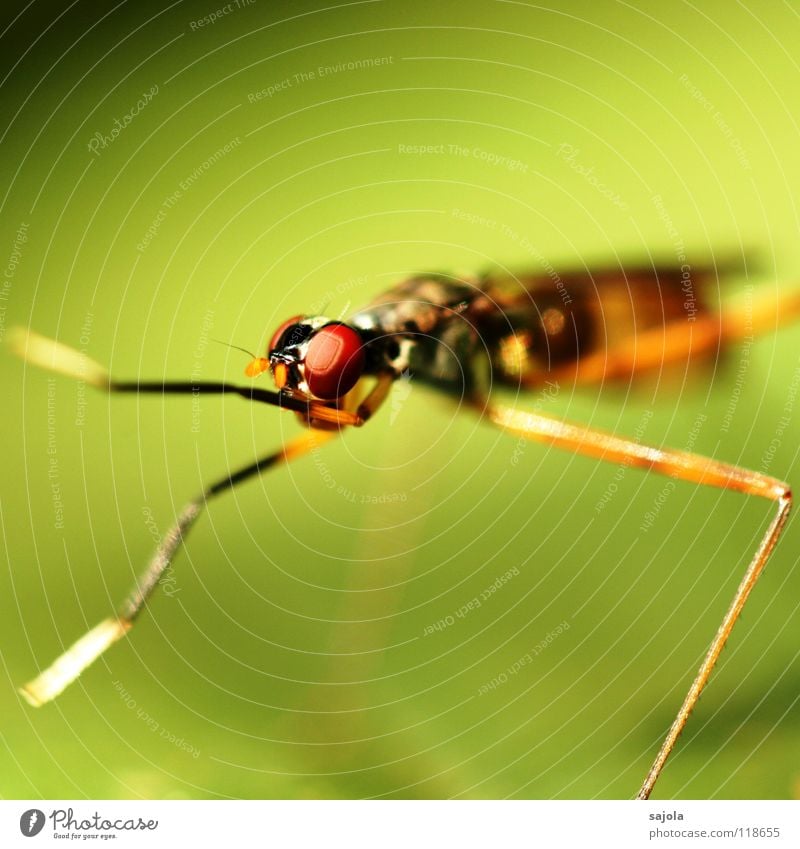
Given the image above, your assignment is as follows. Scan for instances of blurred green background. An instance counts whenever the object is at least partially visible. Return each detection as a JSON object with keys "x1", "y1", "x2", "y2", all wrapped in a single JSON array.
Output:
[{"x1": 1, "y1": 0, "x2": 799, "y2": 800}]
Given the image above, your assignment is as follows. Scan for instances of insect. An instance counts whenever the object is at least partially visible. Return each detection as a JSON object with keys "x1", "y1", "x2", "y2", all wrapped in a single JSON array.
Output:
[{"x1": 9, "y1": 261, "x2": 798, "y2": 799}]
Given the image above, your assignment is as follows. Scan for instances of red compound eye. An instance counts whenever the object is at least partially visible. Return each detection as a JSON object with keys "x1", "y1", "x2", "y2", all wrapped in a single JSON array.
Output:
[
  {"x1": 304, "y1": 324, "x2": 365, "y2": 400},
  {"x1": 268, "y1": 314, "x2": 304, "y2": 353}
]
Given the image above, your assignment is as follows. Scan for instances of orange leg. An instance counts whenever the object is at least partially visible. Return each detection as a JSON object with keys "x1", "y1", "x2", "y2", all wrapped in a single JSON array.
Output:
[
  {"x1": 357, "y1": 372, "x2": 396, "y2": 422},
  {"x1": 562, "y1": 316, "x2": 721, "y2": 384},
  {"x1": 482, "y1": 401, "x2": 791, "y2": 799},
  {"x1": 722, "y1": 284, "x2": 800, "y2": 342},
  {"x1": 549, "y1": 285, "x2": 800, "y2": 386}
]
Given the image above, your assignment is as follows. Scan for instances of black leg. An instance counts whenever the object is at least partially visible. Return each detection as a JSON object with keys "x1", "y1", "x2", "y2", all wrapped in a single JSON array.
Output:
[{"x1": 20, "y1": 430, "x2": 334, "y2": 706}]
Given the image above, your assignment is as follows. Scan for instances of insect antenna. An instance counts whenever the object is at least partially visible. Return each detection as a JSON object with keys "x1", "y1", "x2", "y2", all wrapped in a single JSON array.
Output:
[
  {"x1": 211, "y1": 338, "x2": 260, "y2": 360},
  {"x1": 212, "y1": 338, "x2": 270, "y2": 378}
]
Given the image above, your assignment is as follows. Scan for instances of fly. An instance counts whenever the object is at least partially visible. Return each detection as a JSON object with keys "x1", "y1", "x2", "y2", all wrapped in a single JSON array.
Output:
[{"x1": 9, "y1": 262, "x2": 799, "y2": 800}]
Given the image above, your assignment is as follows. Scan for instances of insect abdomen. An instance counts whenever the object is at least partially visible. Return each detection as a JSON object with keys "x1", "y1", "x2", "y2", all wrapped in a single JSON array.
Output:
[{"x1": 475, "y1": 266, "x2": 713, "y2": 386}]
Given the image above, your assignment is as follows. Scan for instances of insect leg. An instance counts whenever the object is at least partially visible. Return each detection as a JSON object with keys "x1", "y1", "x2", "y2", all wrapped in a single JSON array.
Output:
[
  {"x1": 20, "y1": 429, "x2": 335, "y2": 707},
  {"x1": 550, "y1": 285, "x2": 800, "y2": 386},
  {"x1": 481, "y1": 401, "x2": 791, "y2": 799},
  {"x1": 557, "y1": 318, "x2": 722, "y2": 385},
  {"x1": 722, "y1": 285, "x2": 800, "y2": 342},
  {"x1": 7, "y1": 326, "x2": 361, "y2": 426},
  {"x1": 356, "y1": 373, "x2": 396, "y2": 423}
]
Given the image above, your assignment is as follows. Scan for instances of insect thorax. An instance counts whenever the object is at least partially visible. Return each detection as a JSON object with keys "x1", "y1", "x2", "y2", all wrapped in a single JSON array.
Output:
[{"x1": 351, "y1": 273, "x2": 586, "y2": 392}]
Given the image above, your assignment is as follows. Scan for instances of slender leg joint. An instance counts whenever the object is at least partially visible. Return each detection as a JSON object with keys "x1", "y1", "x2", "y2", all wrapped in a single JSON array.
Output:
[
  {"x1": 484, "y1": 401, "x2": 792, "y2": 799},
  {"x1": 636, "y1": 488, "x2": 791, "y2": 799},
  {"x1": 18, "y1": 434, "x2": 333, "y2": 706}
]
